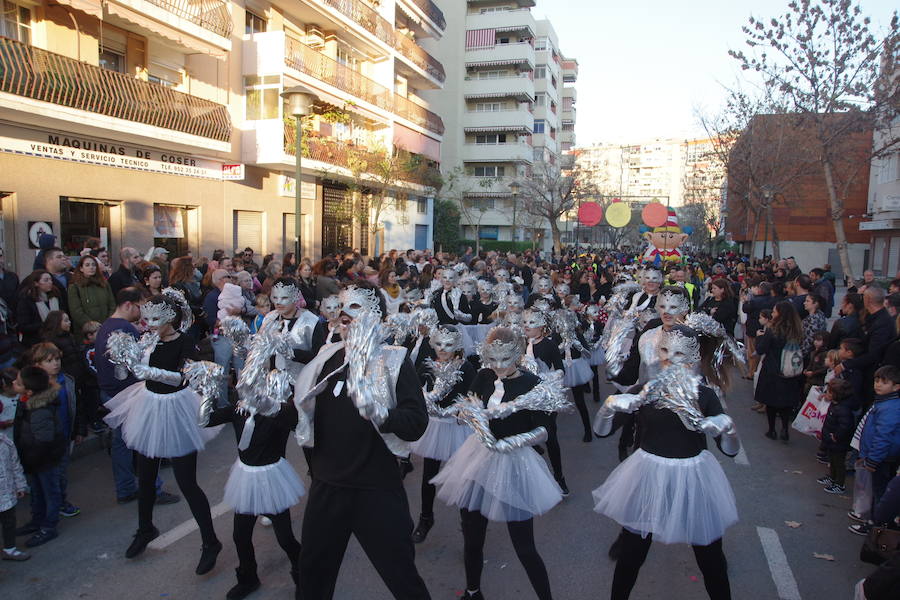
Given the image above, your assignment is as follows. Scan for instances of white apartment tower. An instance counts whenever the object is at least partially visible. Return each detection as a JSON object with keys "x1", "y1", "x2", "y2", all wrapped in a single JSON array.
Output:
[{"x1": 424, "y1": 1, "x2": 576, "y2": 248}]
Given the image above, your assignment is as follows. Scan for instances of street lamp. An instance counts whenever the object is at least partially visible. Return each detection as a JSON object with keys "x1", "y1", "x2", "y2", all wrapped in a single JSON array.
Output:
[
  {"x1": 509, "y1": 180, "x2": 520, "y2": 243},
  {"x1": 760, "y1": 185, "x2": 775, "y2": 260},
  {"x1": 281, "y1": 85, "x2": 318, "y2": 260}
]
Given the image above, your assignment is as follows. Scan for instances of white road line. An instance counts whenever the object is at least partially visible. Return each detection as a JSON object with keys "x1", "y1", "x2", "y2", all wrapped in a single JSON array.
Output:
[
  {"x1": 756, "y1": 526, "x2": 802, "y2": 600},
  {"x1": 148, "y1": 501, "x2": 231, "y2": 550},
  {"x1": 735, "y1": 446, "x2": 750, "y2": 466}
]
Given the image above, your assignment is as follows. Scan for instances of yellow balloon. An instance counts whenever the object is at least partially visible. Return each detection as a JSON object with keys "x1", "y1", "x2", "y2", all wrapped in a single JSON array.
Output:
[{"x1": 606, "y1": 202, "x2": 631, "y2": 228}]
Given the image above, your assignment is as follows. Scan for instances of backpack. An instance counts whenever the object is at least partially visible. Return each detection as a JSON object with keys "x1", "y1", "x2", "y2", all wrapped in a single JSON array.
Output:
[{"x1": 779, "y1": 342, "x2": 804, "y2": 378}]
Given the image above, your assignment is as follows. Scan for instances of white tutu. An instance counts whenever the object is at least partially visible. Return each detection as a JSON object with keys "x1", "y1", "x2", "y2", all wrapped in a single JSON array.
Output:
[
  {"x1": 563, "y1": 356, "x2": 593, "y2": 387},
  {"x1": 223, "y1": 458, "x2": 306, "y2": 515},
  {"x1": 592, "y1": 449, "x2": 738, "y2": 546},
  {"x1": 431, "y1": 435, "x2": 562, "y2": 522},
  {"x1": 460, "y1": 324, "x2": 494, "y2": 357},
  {"x1": 104, "y1": 382, "x2": 221, "y2": 458},
  {"x1": 589, "y1": 344, "x2": 605, "y2": 367},
  {"x1": 410, "y1": 416, "x2": 471, "y2": 461}
]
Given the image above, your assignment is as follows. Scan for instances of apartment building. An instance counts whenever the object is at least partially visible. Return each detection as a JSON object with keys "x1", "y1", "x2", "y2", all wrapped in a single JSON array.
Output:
[
  {"x1": 0, "y1": 0, "x2": 444, "y2": 273},
  {"x1": 864, "y1": 114, "x2": 900, "y2": 277},
  {"x1": 424, "y1": 0, "x2": 576, "y2": 249}
]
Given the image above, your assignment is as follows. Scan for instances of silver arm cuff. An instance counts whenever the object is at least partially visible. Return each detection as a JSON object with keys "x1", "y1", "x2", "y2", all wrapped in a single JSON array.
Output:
[
  {"x1": 719, "y1": 429, "x2": 741, "y2": 456},
  {"x1": 593, "y1": 409, "x2": 615, "y2": 437},
  {"x1": 133, "y1": 364, "x2": 183, "y2": 387},
  {"x1": 491, "y1": 427, "x2": 548, "y2": 453}
]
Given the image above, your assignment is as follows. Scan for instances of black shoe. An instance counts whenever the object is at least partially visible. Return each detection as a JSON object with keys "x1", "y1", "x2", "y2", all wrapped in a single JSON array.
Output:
[
  {"x1": 15, "y1": 522, "x2": 40, "y2": 536},
  {"x1": 196, "y1": 540, "x2": 223, "y2": 575},
  {"x1": 411, "y1": 515, "x2": 434, "y2": 544},
  {"x1": 117, "y1": 492, "x2": 139, "y2": 504},
  {"x1": 25, "y1": 528, "x2": 58, "y2": 548},
  {"x1": 780, "y1": 429, "x2": 790, "y2": 442},
  {"x1": 764, "y1": 430, "x2": 778, "y2": 440},
  {"x1": 462, "y1": 591, "x2": 484, "y2": 600},
  {"x1": 582, "y1": 431, "x2": 593, "y2": 443},
  {"x1": 398, "y1": 457, "x2": 414, "y2": 480},
  {"x1": 155, "y1": 491, "x2": 181, "y2": 505},
  {"x1": 556, "y1": 477, "x2": 570, "y2": 497},
  {"x1": 226, "y1": 569, "x2": 261, "y2": 600},
  {"x1": 126, "y1": 526, "x2": 160, "y2": 558}
]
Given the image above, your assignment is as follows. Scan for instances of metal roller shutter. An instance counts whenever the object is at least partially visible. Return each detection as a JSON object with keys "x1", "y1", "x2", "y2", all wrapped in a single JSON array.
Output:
[{"x1": 233, "y1": 210, "x2": 262, "y2": 254}]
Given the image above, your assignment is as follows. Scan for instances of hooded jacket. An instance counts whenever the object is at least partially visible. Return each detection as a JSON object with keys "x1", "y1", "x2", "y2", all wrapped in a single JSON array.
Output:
[
  {"x1": 860, "y1": 392, "x2": 900, "y2": 470},
  {"x1": 13, "y1": 385, "x2": 66, "y2": 473}
]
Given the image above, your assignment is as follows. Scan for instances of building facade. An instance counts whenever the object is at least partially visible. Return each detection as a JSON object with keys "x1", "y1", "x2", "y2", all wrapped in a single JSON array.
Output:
[
  {"x1": 424, "y1": 0, "x2": 575, "y2": 249},
  {"x1": 0, "y1": 0, "x2": 444, "y2": 274},
  {"x1": 863, "y1": 115, "x2": 900, "y2": 277}
]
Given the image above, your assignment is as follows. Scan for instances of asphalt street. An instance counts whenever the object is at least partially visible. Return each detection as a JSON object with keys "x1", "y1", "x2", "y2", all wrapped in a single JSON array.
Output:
[{"x1": 0, "y1": 374, "x2": 876, "y2": 600}]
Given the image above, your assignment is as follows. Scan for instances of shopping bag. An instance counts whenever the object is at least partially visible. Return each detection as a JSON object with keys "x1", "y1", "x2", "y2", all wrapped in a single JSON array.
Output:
[
  {"x1": 851, "y1": 408, "x2": 871, "y2": 452},
  {"x1": 791, "y1": 387, "x2": 828, "y2": 436},
  {"x1": 852, "y1": 460, "x2": 873, "y2": 521}
]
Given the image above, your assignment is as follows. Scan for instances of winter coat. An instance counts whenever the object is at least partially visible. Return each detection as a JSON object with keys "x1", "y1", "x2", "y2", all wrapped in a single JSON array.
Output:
[
  {"x1": 754, "y1": 330, "x2": 804, "y2": 408},
  {"x1": 67, "y1": 281, "x2": 115, "y2": 335},
  {"x1": 0, "y1": 434, "x2": 26, "y2": 511},
  {"x1": 742, "y1": 293, "x2": 775, "y2": 337},
  {"x1": 700, "y1": 296, "x2": 738, "y2": 336},
  {"x1": 829, "y1": 313, "x2": 862, "y2": 349},
  {"x1": 13, "y1": 386, "x2": 66, "y2": 473},
  {"x1": 859, "y1": 392, "x2": 900, "y2": 470},
  {"x1": 820, "y1": 400, "x2": 855, "y2": 452}
]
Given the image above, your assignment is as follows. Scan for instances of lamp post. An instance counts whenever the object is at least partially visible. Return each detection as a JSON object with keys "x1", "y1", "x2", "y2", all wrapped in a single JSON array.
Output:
[
  {"x1": 281, "y1": 85, "x2": 318, "y2": 260},
  {"x1": 760, "y1": 185, "x2": 775, "y2": 260},
  {"x1": 509, "y1": 180, "x2": 520, "y2": 245}
]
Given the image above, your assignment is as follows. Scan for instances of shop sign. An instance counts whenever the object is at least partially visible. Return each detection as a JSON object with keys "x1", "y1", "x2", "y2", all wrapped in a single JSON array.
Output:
[
  {"x1": 222, "y1": 164, "x2": 245, "y2": 180},
  {"x1": 0, "y1": 124, "x2": 226, "y2": 180}
]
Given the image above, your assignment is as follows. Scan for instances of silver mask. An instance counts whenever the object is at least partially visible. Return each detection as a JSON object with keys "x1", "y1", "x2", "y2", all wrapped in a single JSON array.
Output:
[
  {"x1": 656, "y1": 289, "x2": 690, "y2": 318},
  {"x1": 431, "y1": 326, "x2": 463, "y2": 353},
  {"x1": 271, "y1": 282, "x2": 301, "y2": 309},
  {"x1": 440, "y1": 269, "x2": 458, "y2": 288},
  {"x1": 477, "y1": 279, "x2": 495, "y2": 298},
  {"x1": 522, "y1": 309, "x2": 548, "y2": 330},
  {"x1": 480, "y1": 329, "x2": 526, "y2": 370},
  {"x1": 555, "y1": 283, "x2": 570, "y2": 298},
  {"x1": 320, "y1": 295, "x2": 341, "y2": 321},
  {"x1": 414, "y1": 307, "x2": 439, "y2": 331},
  {"x1": 642, "y1": 269, "x2": 663, "y2": 287},
  {"x1": 535, "y1": 276, "x2": 553, "y2": 295},
  {"x1": 505, "y1": 295, "x2": 524, "y2": 312},
  {"x1": 532, "y1": 298, "x2": 552, "y2": 313},
  {"x1": 503, "y1": 312, "x2": 524, "y2": 327},
  {"x1": 339, "y1": 285, "x2": 382, "y2": 318},
  {"x1": 460, "y1": 278, "x2": 477, "y2": 297},
  {"x1": 495, "y1": 268, "x2": 509, "y2": 283},
  {"x1": 586, "y1": 304, "x2": 602, "y2": 319},
  {"x1": 658, "y1": 327, "x2": 701, "y2": 366},
  {"x1": 141, "y1": 300, "x2": 177, "y2": 328}
]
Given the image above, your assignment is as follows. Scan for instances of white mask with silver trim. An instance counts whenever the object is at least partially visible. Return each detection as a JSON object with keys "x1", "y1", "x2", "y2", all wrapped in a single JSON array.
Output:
[
  {"x1": 431, "y1": 326, "x2": 463, "y2": 353},
  {"x1": 320, "y1": 295, "x2": 341, "y2": 320},
  {"x1": 271, "y1": 282, "x2": 301, "y2": 309},
  {"x1": 141, "y1": 300, "x2": 177, "y2": 328}
]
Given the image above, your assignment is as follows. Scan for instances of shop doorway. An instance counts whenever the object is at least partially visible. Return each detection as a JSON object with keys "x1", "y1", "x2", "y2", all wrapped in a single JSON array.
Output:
[
  {"x1": 154, "y1": 204, "x2": 193, "y2": 257},
  {"x1": 59, "y1": 197, "x2": 112, "y2": 256}
]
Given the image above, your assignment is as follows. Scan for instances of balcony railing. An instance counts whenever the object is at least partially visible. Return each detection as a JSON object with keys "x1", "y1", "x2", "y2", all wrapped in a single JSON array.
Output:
[
  {"x1": 316, "y1": 0, "x2": 444, "y2": 82},
  {"x1": 146, "y1": 0, "x2": 233, "y2": 39},
  {"x1": 285, "y1": 37, "x2": 444, "y2": 135},
  {"x1": 0, "y1": 36, "x2": 231, "y2": 142},
  {"x1": 408, "y1": 0, "x2": 446, "y2": 30}
]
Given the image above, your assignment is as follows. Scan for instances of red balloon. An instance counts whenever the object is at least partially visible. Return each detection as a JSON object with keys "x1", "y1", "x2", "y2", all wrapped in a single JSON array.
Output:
[
  {"x1": 578, "y1": 202, "x2": 603, "y2": 227},
  {"x1": 642, "y1": 202, "x2": 668, "y2": 228}
]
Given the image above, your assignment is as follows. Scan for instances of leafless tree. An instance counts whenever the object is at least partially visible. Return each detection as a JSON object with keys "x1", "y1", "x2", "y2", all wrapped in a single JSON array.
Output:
[{"x1": 516, "y1": 160, "x2": 595, "y2": 253}]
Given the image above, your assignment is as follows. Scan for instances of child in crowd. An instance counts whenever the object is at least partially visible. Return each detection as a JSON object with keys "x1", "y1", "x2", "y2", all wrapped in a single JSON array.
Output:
[
  {"x1": 816, "y1": 379, "x2": 856, "y2": 494},
  {"x1": 81, "y1": 321, "x2": 104, "y2": 434},
  {"x1": 0, "y1": 367, "x2": 17, "y2": 441},
  {"x1": 12, "y1": 366, "x2": 66, "y2": 547},
  {"x1": 250, "y1": 293, "x2": 271, "y2": 334},
  {"x1": 0, "y1": 409, "x2": 29, "y2": 561},
  {"x1": 751, "y1": 309, "x2": 773, "y2": 412},
  {"x1": 803, "y1": 330, "x2": 829, "y2": 399},
  {"x1": 850, "y1": 365, "x2": 900, "y2": 535},
  {"x1": 838, "y1": 338, "x2": 865, "y2": 411},
  {"x1": 25, "y1": 342, "x2": 82, "y2": 519},
  {"x1": 824, "y1": 350, "x2": 841, "y2": 385}
]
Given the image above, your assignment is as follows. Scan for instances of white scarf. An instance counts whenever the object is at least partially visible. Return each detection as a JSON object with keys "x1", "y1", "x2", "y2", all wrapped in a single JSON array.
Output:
[
  {"x1": 37, "y1": 295, "x2": 60, "y2": 322},
  {"x1": 487, "y1": 377, "x2": 505, "y2": 409}
]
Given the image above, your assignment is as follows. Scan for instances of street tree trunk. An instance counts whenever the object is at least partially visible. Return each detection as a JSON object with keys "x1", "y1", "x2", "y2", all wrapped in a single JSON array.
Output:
[
  {"x1": 550, "y1": 219, "x2": 563, "y2": 254},
  {"x1": 768, "y1": 204, "x2": 781, "y2": 261},
  {"x1": 750, "y1": 204, "x2": 763, "y2": 258},
  {"x1": 822, "y1": 157, "x2": 856, "y2": 284}
]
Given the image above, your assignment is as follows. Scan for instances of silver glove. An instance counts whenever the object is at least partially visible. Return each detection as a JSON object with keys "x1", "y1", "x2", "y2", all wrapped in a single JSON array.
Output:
[
  {"x1": 592, "y1": 407, "x2": 615, "y2": 437},
  {"x1": 453, "y1": 309, "x2": 472, "y2": 323},
  {"x1": 700, "y1": 413, "x2": 741, "y2": 456},
  {"x1": 132, "y1": 364, "x2": 183, "y2": 387},
  {"x1": 491, "y1": 427, "x2": 547, "y2": 453},
  {"x1": 604, "y1": 393, "x2": 645, "y2": 415},
  {"x1": 354, "y1": 386, "x2": 389, "y2": 426}
]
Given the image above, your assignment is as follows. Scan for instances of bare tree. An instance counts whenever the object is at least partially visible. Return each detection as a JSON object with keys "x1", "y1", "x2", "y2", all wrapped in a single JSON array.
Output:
[
  {"x1": 729, "y1": 0, "x2": 899, "y2": 280},
  {"x1": 517, "y1": 161, "x2": 594, "y2": 253},
  {"x1": 434, "y1": 167, "x2": 501, "y2": 255}
]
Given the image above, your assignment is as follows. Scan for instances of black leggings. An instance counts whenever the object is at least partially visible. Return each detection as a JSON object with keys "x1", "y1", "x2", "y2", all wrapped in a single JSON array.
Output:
[
  {"x1": 611, "y1": 529, "x2": 730, "y2": 600},
  {"x1": 136, "y1": 452, "x2": 217, "y2": 546},
  {"x1": 1, "y1": 506, "x2": 15, "y2": 548},
  {"x1": 572, "y1": 385, "x2": 592, "y2": 436},
  {"x1": 591, "y1": 367, "x2": 602, "y2": 401},
  {"x1": 460, "y1": 509, "x2": 552, "y2": 600},
  {"x1": 420, "y1": 458, "x2": 442, "y2": 518},
  {"x1": 233, "y1": 510, "x2": 301, "y2": 576},
  {"x1": 766, "y1": 406, "x2": 792, "y2": 432}
]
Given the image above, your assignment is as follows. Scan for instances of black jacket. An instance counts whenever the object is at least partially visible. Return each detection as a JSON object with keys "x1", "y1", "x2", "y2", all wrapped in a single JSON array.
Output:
[
  {"x1": 829, "y1": 314, "x2": 863, "y2": 349},
  {"x1": 743, "y1": 293, "x2": 775, "y2": 337},
  {"x1": 13, "y1": 387, "x2": 66, "y2": 473},
  {"x1": 701, "y1": 296, "x2": 738, "y2": 336},
  {"x1": 431, "y1": 289, "x2": 471, "y2": 325},
  {"x1": 754, "y1": 331, "x2": 804, "y2": 408},
  {"x1": 108, "y1": 265, "x2": 139, "y2": 297},
  {"x1": 821, "y1": 400, "x2": 855, "y2": 452}
]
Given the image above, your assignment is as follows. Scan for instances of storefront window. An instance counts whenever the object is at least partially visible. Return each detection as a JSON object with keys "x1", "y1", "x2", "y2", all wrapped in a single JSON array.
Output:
[
  {"x1": 154, "y1": 204, "x2": 189, "y2": 257},
  {"x1": 59, "y1": 198, "x2": 111, "y2": 255}
]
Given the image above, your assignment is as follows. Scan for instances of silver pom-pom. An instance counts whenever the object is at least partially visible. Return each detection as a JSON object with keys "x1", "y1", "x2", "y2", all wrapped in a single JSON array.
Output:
[
  {"x1": 219, "y1": 316, "x2": 251, "y2": 358},
  {"x1": 602, "y1": 313, "x2": 637, "y2": 377},
  {"x1": 106, "y1": 331, "x2": 143, "y2": 379},
  {"x1": 182, "y1": 359, "x2": 225, "y2": 426},
  {"x1": 422, "y1": 357, "x2": 465, "y2": 417},
  {"x1": 643, "y1": 364, "x2": 704, "y2": 432}
]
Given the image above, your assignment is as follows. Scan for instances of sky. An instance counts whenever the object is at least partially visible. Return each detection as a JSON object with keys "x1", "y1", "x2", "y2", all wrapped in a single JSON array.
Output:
[{"x1": 532, "y1": 0, "x2": 897, "y2": 146}]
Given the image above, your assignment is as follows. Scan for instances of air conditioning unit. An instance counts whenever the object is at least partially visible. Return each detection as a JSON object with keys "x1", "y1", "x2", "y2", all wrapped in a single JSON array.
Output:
[{"x1": 306, "y1": 25, "x2": 325, "y2": 49}]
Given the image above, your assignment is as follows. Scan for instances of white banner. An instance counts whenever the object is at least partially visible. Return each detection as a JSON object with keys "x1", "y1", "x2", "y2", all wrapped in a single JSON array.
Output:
[{"x1": 0, "y1": 123, "x2": 226, "y2": 180}]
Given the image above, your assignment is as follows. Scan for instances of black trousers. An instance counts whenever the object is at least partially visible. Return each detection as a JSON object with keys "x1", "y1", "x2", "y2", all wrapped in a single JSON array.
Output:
[
  {"x1": 233, "y1": 510, "x2": 301, "y2": 576},
  {"x1": 136, "y1": 452, "x2": 217, "y2": 546},
  {"x1": 460, "y1": 509, "x2": 552, "y2": 600},
  {"x1": 572, "y1": 385, "x2": 592, "y2": 436},
  {"x1": 1, "y1": 506, "x2": 15, "y2": 548},
  {"x1": 419, "y1": 458, "x2": 442, "y2": 518},
  {"x1": 766, "y1": 406, "x2": 792, "y2": 432},
  {"x1": 591, "y1": 366, "x2": 602, "y2": 401},
  {"x1": 611, "y1": 529, "x2": 730, "y2": 600},
  {"x1": 299, "y1": 480, "x2": 430, "y2": 600},
  {"x1": 545, "y1": 414, "x2": 564, "y2": 480}
]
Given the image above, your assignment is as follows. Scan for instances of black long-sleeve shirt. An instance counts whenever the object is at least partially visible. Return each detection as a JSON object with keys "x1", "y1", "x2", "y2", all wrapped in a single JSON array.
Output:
[
  {"x1": 145, "y1": 333, "x2": 198, "y2": 394},
  {"x1": 431, "y1": 289, "x2": 471, "y2": 325},
  {"x1": 310, "y1": 348, "x2": 427, "y2": 489},
  {"x1": 530, "y1": 337, "x2": 564, "y2": 371},
  {"x1": 469, "y1": 369, "x2": 547, "y2": 441},
  {"x1": 418, "y1": 360, "x2": 477, "y2": 408},
  {"x1": 207, "y1": 402, "x2": 298, "y2": 466},
  {"x1": 470, "y1": 299, "x2": 498, "y2": 324}
]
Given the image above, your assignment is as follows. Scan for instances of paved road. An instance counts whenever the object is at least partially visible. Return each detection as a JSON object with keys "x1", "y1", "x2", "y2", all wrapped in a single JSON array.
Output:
[{"x1": 0, "y1": 375, "x2": 875, "y2": 599}]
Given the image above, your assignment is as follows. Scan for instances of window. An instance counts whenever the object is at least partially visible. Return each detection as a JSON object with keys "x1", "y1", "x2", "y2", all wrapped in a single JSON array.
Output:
[
  {"x1": 99, "y1": 48, "x2": 126, "y2": 74},
  {"x1": 472, "y1": 166, "x2": 505, "y2": 177},
  {"x1": 533, "y1": 119, "x2": 545, "y2": 134},
  {"x1": 475, "y1": 134, "x2": 507, "y2": 145},
  {"x1": 234, "y1": 210, "x2": 263, "y2": 253},
  {"x1": 498, "y1": 37, "x2": 510, "y2": 44},
  {"x1": 550, "y1": 101, "x2": 557, "y2": 114},
  {"x1": 534, "y1": 66, "x2": 546, "y2": 79},
  {"x1": 474, "y1": 102, "x2": 502, "y2": 112},
  {"x1": 417, "y1": 198, "x2": 428, "y2": 214},
  {"x1": 534, "y1": 37, "x2": 547, "y2": 51},
  {"x1": 476, "y1": 69, "x2": 509, "y2": 79},
  {"x1": 148, "y1": 62, "x2": 183, "y2": 88},
  {"x1": 336, "y1": 45, "x2": 359, "y2": 71},
  {"x1": 245, "y1": 75, "x2": 280, "y2": 120},
  {"x1": 245, "y1": 10, "x2": 266, "y2": 35},
  {"x1": 1, "y1": 0, "x2": 30, "y2": 44},
  {"x1": 534, "y1": 93, "x2": 546, "y2": 106},
  {"x1": 395, "y1": 193, "x2": 408, "y2": 213},
  {"x1": 479, "y1": 225, "x2": 499, "y2": 239},
  {"x1": 551, "y1": 75, "x2": 558, "y2": 88}
]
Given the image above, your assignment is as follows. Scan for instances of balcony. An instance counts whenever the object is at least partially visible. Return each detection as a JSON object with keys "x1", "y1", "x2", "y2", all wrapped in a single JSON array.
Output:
[
  {"x1": 562, "y1": 86, "x2": 577, "y2": 101},
  {"x1": 462, "y1": 142, "x2": 533, "y2": 164},
  {"x1": 465, "y1": 42, "x2": 534, "y2": 70},
  {"x1": 143, "y1": 0, "x2": 232, "y2": 38},
  {"x1": 465, "y1": 7, "x2": 536, "y2": 36},
  {"x1": 0, "y1": 36, "x2": 231, "y2": 144},
  {"x1": 464, "y1": 75, "x2": 534, "y2": 102},
  {"x1": 464, "y1": 109, "x2": 533, "y2": 133},
  {"x1": 393, "y1": 33, "x2": 446, "y2": 84},
  {"x1": 282, "y1": 35, "x2": 444, "y2": 135},
  {"x1": 397, "y1": 0, "x2": 446, "y2": 33}
]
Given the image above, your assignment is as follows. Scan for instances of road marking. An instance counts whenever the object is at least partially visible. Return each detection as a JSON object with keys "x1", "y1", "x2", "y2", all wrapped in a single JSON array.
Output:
[
  {"x1": 148, "y1": 501, "x2": 231, "y2": 550},
  {"x1": 735, "y1": 446, "x2": 750, "y2": 466},
  {"x1": 756, "y1": 526, "x2": 802, "y2": 600}
]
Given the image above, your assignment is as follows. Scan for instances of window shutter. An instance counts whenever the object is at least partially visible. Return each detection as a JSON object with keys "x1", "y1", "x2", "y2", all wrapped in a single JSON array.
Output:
[{"x1": 234, "y1": 210, "x2": 262, "y2": 253}]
